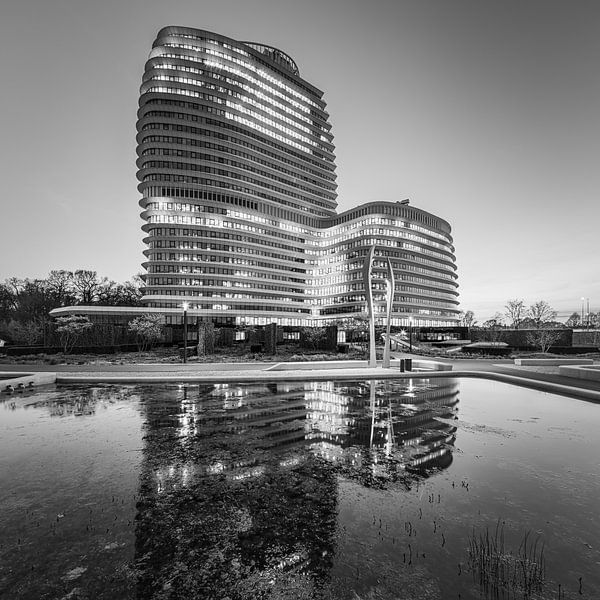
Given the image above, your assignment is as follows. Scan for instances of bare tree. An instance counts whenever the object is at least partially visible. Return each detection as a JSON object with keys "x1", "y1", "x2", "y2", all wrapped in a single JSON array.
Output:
[
  {"x1": 46, "y1": 270, "x2": 75, "y2": 306},
  {"x1": 5, "y1": 277, "x2": 54, "y2": 321},
  {"x1": 55, "y1": 315, "x2": 93, "y2": 353},
  {"x1": 489, "y1": 312, "x2": 505, "y2": 326},
  {"x1": 0, "y1": 281, "x2": 18, "y2": 320},
  {"x1": 460, "y1": 310, "x2": 477, "y2": 327},
  {"x1": 3, "y1": 319, "x2": 43, "y2": 345},
  {"x1": 565, "y1": 312, "x2": 582, "y2": 328},
  {"x1": 482, "y1": 313, "x2": 504, "y2": 343},
  {"x1": 504, "y1": 299, "x2": 526, "y2": 329},
  {"x1": 96, "y1": 280, "x2": 118, "y2": 305},
  {"x1": 119, "y1": 277, "x2": 144, "y2": 306},
  {"x1": 71, "y1": 270, "x2": 103, "y2": 304},
  {"x1": 527, "y1": 301, "x2": 557, "y2": 328},
  {"x1": 526, "y1": 328, "x2": 561, "y2": 353}
]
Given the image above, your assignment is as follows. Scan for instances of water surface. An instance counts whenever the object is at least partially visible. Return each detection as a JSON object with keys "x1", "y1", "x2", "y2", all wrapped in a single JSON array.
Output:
[{"x1": 1, "y1": 378, "x2": 599, "y2": 599}]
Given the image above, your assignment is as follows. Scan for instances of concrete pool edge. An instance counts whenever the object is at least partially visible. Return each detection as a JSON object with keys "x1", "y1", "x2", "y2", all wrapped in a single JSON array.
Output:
[
  {"x1": 558, "y1": 364, "x2": 600, "y2": 382},
  {"x1": 47, "y1": 368, "x2": 600, "y2": 403},
  {"x1": 1, "y1": 371, "x2": 57, "y2": 391},
  {"x1": 3, "y1": 358, "x2": 600, "y2": 402}
]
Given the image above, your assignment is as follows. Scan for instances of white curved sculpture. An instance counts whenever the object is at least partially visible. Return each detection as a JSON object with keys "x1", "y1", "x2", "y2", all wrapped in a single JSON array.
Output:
[
  {"x1": 383, "y1": 257, "x2": 395, "y2": 368},
  {"x1": 363, "y1": 246, "x2": 395, "y2": 368}
]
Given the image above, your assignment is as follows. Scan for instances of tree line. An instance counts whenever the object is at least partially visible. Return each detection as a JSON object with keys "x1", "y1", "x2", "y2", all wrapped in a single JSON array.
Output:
[
  {"x1": 0, "y1": 270, "x2": 143, "y2": 345},
  {"x1": 460, "y1": 299, "x2": 600, "y2": 330},
  {"x1": 459, "y1": 299, "x2": 600, "y2": 352}
]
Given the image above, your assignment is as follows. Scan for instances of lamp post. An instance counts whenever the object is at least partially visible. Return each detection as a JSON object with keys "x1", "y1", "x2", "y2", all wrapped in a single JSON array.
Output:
[
  {"x1": 182, "y1": 302, "x2": 189, "y2": 363},
  {"x1": 408, "y1": 316, "x2": 413, "y2": 353},
  {"x1": 587, "y1": 298, "x2": 590, "y2": 328},
  {"x1": 581, "y1": 297, "x2": 585, "y2": 328}
]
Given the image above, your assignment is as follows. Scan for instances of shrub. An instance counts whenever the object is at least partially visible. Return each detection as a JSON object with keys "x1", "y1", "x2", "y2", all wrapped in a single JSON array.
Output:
[
  {"x1": 127, "y1": 314, "x2": 163, "y2": 351},
  {"x1": 55, "y1": 315, "x2": 93, "y2": 353}
]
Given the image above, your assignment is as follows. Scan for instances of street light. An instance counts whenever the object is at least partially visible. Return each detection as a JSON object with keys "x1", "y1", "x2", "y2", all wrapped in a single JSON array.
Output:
[
  {"x1": 587, "y1": 298, "x2": 590, "y2": 328},
  {"x1": 581, "y1": 297, "x2": 585, "y2": 328},
  {"x1": 182, "y1": 302, "x2": 189, "y2": 363},
  {"x1": 408, "y1": 316, "x2": 413, "y2": 353}
]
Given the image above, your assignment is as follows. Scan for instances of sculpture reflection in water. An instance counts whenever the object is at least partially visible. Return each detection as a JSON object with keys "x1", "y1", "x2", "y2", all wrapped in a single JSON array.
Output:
[
  {"x1": 362, "y1": 245, "x2": 396, "y2": 367},
  {"x1": 305, "y1": 378, "x2": 459, "y2": 485},
  {"x1": 133, "y1": 379, "x2": 459, "y2": 598}
]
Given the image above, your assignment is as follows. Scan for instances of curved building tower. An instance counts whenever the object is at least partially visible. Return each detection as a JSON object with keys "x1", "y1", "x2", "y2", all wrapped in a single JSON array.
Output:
[{"x1": 138, "y1": 27, "x2": 460, "y2": 327}]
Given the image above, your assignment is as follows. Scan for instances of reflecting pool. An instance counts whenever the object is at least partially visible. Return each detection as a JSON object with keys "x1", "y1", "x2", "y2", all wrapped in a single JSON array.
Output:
[{"x1": 1, "y1": 379, "x2": 599, "y2": 599}]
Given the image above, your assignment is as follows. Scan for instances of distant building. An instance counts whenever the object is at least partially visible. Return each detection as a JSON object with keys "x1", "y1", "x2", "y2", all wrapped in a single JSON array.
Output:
[{"x1": 53, "y1": 26, "x2": 460, "y2": 328}]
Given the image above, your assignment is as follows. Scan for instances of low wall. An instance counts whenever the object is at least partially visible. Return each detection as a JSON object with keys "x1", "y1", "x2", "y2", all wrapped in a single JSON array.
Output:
[
  {"x1": 53, "y1": 369, "x2": 600, "y2": 402},
  {"x1": 558, "y1": 365, "x2": 600, "y2": 382},
  {"x1": 409, "y1": 359, "x2": 453, "y2": 371},
  {"x1": 268, "y1": 359, "x2": 452, "y2": 372},
  {"x1": 515, "y1": 358, "x2": 594, "y2": 366}
]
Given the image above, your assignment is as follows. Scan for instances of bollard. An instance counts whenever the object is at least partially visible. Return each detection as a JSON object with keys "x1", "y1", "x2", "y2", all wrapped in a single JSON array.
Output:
[
  {"x1": 399, "y1": 359, "x2": 405, "y2": 372},
  {"x1": 405, "y1": 358, "x2": 412, "y2": 371}
]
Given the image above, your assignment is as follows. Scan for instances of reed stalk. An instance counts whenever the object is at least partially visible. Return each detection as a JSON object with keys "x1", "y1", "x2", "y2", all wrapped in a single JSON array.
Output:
[{"x1": 467, "y1": 520, "x2": 545, "y2": 598}]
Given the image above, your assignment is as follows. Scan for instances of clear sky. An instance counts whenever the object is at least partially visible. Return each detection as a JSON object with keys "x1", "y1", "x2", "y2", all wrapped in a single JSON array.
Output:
[{"x1": 1, "y1": 0, "x2": 598, "y2": 322}]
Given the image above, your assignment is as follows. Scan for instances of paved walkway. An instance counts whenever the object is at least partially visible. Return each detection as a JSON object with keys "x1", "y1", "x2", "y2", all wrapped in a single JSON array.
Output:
[{"x1": 2, "y1": 355, "x2": 600, "y2": 402}]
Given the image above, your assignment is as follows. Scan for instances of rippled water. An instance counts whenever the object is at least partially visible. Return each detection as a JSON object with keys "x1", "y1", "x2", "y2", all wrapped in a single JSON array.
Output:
[{"x1": 1, "y1": 378, "x2": 599, "y2": 599}]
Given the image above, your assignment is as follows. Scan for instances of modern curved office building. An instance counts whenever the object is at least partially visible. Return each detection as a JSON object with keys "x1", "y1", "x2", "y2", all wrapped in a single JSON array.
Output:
[{"x1": 137, "y1": 26, "x2": 460, "y2": 327}]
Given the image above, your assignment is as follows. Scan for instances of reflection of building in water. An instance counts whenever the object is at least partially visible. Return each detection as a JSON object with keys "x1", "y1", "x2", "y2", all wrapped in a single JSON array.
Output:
[
  {"x1": 152, "y1": 383, "x2": 311, "y2": 490},
  {"x1": 47, "y1": 397, "x2": 97, "y2": 418},
  {"x1": 305, "y1": 379, "x2": 459, "y2": 479},
  {"x1": 134, "y1": 380, "x2": 459, "y2": 595},
  {"x1": 135, "y1": 383, "x2": 338, "y2": 597},
  {"x1": 149, "y1": 379, "x2": 459, "y2": 490},
  {"x1": 44, "y1": 386, "x2": 140, "y2": 418}
]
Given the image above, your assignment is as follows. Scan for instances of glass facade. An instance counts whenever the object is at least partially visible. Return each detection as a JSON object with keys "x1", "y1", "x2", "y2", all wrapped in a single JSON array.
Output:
[{"x1": 138, "y1": 27, "x2": 460, "y2": 327}]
